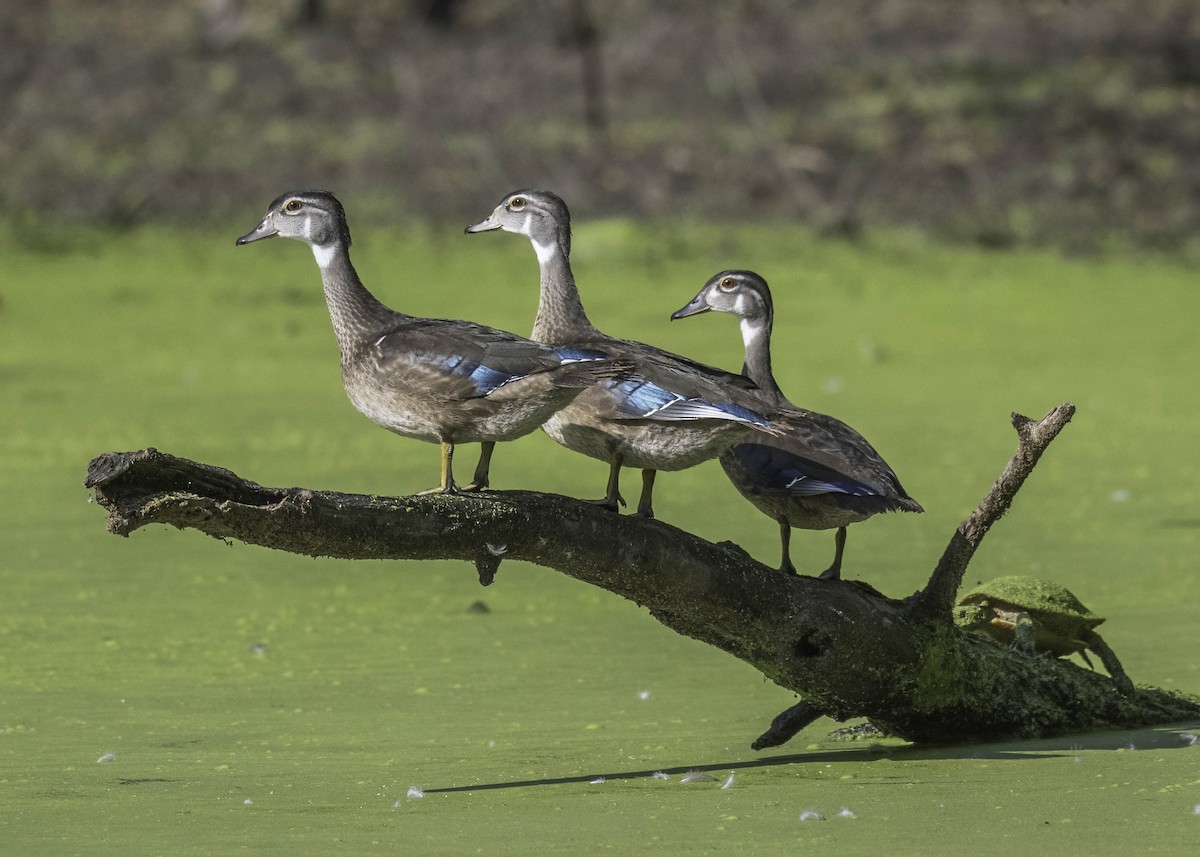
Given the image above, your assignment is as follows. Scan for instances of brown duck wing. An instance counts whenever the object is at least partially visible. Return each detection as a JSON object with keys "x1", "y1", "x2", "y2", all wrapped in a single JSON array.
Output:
[
  {"x1": 729, "y1": 407, "x2": 921, "y2": 508},
  {"x1": 567, "y1": 336, "x2": 774, "y2": 426},
  {"x1": 369, "y1": 319, "x2": 606, "y2": 401}
]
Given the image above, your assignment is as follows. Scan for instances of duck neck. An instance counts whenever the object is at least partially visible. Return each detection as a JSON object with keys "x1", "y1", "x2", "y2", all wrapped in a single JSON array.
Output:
[
  {"x1": 529, "y1": 229, "x2": 598, "y2": 344},
  {"x1": 312, "y1": 241, "x2": 401, "y2": 353},
  {"x1": 739, "y1": 315, "x2": 784, "y2": 399}
]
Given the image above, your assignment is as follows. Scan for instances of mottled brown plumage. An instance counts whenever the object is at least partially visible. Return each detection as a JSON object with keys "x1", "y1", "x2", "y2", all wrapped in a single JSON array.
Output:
[{"x1": 672, "y1": 270, "x2": 921, "y2": 578}]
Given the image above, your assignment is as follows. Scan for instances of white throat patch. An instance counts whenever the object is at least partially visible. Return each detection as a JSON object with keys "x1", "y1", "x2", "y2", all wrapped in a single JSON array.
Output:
[
  {"x1": 740, "y1": 318, "x2": 764, "y2": 349},
  {"x1": 533, "y1": 238, "x2": 557, "y2": 266},
  {"x1": 311, "y1": 243, "x2": 336, "y2": 268}
]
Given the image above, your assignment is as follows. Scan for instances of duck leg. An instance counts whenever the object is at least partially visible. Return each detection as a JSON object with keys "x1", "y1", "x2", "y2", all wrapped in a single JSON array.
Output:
[
  {"x1": 418, "y1": 441, "x2": 460, "y2": 495},
  {"x1": 778, "y1": 519, "x2": 798, "y2": 576},
  {"x1": 461, "y1": 441, "x2": 495, "y2": 492},
  {"x1": 634, "y1": 469, "x2": 657, "y2": 518},
  {"x1": 588, "y1": 454, "x2": 626, "y2": 511},
  {"x1": 817, "y1": 526, "x2": 847, "y2": 580}
]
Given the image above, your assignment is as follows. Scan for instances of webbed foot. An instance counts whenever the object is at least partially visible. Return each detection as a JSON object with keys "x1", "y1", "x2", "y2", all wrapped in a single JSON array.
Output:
[
  {"x1": 417, "y1": 482, "x2": 462, "y2": 496},
  {"x1": 587, "y1": 493, "x2": 626, "y2": 512}
]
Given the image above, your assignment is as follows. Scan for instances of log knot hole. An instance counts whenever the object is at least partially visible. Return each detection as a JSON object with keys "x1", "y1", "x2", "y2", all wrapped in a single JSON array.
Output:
[{"x1": 793, "y1": 628, "x2": 831, "y2": 659}]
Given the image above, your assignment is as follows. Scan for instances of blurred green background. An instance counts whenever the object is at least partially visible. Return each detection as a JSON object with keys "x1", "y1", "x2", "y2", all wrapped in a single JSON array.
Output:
[
  {"x1": 2, "y1": 2, "x2": 1199, "y2": 855},
  {"x1": 4, "y1": 1, "x2": 1200, "y2": 254}
]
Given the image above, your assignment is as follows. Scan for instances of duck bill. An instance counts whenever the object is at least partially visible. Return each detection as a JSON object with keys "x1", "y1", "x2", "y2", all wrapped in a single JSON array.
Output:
[
  {"x1": 236, "y1": 218, "x2": 279, "y2": 246},
  {"x1": 670, "y1": 294, "x2": 712, "y2": 321},
  {"x1": 464, "y1": 207, "x2": 502, "y2": 234}
]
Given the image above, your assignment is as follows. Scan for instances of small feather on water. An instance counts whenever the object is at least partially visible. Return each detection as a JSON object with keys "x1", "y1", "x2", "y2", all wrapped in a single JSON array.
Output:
[
  {"x1": 96, "y1": 752, "x2": 116, "y2": 763},
  {"x1": 589, "y1": 777, "x2": 606, "y2": 784},
  {"x1": 651, "y1": 771, "x2": 670, "y2": 780},
  {"x1": 406, "y1": 786, "x2": 425, "y2": 798},
  {"x1": 799, "y1": 809, "x2": 825, "y2": 822},
  {"x1": 680, "y1": 770, "x2": 717, "y2": 783},
  {"x1": 837, "y1": 807, "x2": 856, "y2": 819},
  {"x1": 720, "y1": 773, "x2": 735, "y2": 790}
]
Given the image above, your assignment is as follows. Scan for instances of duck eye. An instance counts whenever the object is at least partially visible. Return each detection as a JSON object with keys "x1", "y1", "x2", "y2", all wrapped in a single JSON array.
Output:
[
  {"x1": 284, "y1": 199, "x2": 303, "y2": 213},
  {"x1": 719, "y1": 277, "x2": 735, "y2": 291},
  {"x1": 509, "y1": 196, "x2": 526, "y2": 211}
]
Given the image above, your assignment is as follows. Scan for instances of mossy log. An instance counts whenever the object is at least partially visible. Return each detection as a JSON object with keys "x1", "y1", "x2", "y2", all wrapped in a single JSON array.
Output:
[{"x1": 84, "y1": 404, "x2": 1200, "y2": 746}]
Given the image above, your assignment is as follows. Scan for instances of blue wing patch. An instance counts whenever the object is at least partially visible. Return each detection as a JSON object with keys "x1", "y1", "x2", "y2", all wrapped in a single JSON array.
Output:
[
  {"x1": 606, "y1": 378, "x2": 682, "y2": 417},
  {"x1": 431, "y1": 354, "x2": 521, "y2": 396},
  {"x1": 654, "y1": 398, "x2": 771, "y2": 427},
  {"x1": 552, "y1": 346, "x2": 610, "y2": 363},
  {"x1": 605, "y1": 379, "x2": 770, "y2": 427},
  {"x1": 424, "y1": 347, "x2": 608, "y2": 396}
]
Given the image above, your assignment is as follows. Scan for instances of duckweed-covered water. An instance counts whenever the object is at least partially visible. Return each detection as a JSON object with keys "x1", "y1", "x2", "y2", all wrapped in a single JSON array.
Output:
[{"x1": 1, "y1": 223, "x2": 1197, "y2": 854}]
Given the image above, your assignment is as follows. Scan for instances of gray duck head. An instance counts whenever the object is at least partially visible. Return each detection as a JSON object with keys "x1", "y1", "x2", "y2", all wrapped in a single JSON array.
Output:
[
  {"x1": 671, "y1": 270, "x2": 774, "y2": 327},
  {"x1": 236, "y1": 190, "x2": 352, "y2": 252},
  {"x1": 672, "y1": 270, "x2": 779, "y2": 393},
  {"x1": 465, "y1": 189, "x2": 572, "y2": 258}
]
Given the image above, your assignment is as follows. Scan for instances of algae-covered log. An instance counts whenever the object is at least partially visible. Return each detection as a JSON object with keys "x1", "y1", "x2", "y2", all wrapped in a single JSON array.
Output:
[{"x1": 84, "y1": 404, "x2": 1200, "y2": 746}]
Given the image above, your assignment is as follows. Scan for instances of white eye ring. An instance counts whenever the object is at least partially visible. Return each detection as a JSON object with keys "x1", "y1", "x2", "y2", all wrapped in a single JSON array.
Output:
[
  {"x1": 718, "y1": 277, "x2": 735, "y2": 291},
  {"x1": 509, "y1": 196, "x2": 526, "y2": 210},
  {"x1": 284, "y1": 199, "x2": 303, "y2": 214}
]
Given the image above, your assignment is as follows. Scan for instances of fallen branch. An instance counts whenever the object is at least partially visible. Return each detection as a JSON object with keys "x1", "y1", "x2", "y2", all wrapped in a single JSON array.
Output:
[{"x1": 84, "y1": 405, "x2": 1200, "y2": 745}]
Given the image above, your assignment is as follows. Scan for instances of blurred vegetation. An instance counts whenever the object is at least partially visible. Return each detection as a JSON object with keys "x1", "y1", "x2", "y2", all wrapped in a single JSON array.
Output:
[{"x1": 3, "y1": 0, "x2": 1200, "y2": 254}]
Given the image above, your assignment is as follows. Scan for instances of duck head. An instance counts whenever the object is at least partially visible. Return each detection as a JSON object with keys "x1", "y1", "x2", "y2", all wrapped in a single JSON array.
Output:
[
  {"x1": 671, "y1": 269, "x2": 774, "y2": 325},
  {"x1": 465, "y1": 189, "x2": 572, "y2": 259},
  {"x1": 237, "y1": 190, "x2": 352, "y2": 251}
]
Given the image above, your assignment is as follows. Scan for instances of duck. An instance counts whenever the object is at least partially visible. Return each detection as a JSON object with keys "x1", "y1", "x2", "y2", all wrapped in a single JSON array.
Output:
[
  {"x1": 236, "y1": 190, "x2": 626, "y2": 494},
  {"x1": 671, "y1": 270, "x2": 922, "y2": 578},
  {"x1": 465, "y1": 190, "x2": 779, "y2": 518}
]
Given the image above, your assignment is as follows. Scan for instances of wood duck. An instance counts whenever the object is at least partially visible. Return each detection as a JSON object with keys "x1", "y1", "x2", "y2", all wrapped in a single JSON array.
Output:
[
  {"x1": 672, "y1": 270, "x2": 923, "y2": 578},
  {"x1": 237, "y1": 190, "x2": 625, "y2": 494},
  {"x1": 465, "y1": 190, "x2": 779, "y2": 518}
]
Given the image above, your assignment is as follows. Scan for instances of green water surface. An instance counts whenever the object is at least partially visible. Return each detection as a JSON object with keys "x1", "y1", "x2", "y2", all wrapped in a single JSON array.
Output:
[{"x1": 1, "y1": 222, "x2": 1197, "y2": 854}]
